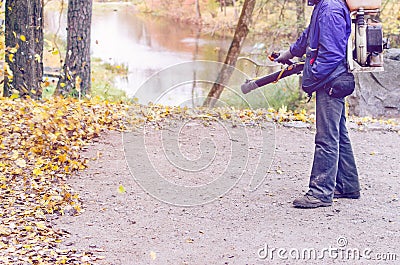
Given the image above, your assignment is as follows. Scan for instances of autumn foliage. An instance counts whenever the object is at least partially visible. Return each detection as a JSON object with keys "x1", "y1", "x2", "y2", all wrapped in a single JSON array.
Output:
[{"x1": 0, "y1": 96, "x2": 130, "y2": 264}]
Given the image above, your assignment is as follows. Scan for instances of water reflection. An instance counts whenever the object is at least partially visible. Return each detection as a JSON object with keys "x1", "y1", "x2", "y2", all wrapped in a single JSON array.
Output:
[{"x1": 45, "y1": 4, "x2": 235, "y2": 104}]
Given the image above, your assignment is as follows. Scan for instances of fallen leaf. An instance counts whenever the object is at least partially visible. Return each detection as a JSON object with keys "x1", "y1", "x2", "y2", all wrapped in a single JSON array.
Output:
[
  {"x1": 118, "y1": 184, "x2": 126, "y2": 194},
  {"x1": 150, "y1": 251, "x2": 157, "y2": 260}
]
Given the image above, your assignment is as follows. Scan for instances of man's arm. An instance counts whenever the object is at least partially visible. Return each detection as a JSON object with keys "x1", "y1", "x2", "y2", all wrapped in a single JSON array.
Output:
[
  {"x1": 290, "y1": 27, "x2": 310, "y2": 57},
  {"x1": 276, "y1": 27, "x2": 309, "y2": 63}
]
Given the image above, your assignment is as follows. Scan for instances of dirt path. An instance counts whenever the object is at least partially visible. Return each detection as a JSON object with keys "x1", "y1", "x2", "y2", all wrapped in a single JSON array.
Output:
[{"x1": 55, "y1": 123, "x2": 400, "y2": 264}]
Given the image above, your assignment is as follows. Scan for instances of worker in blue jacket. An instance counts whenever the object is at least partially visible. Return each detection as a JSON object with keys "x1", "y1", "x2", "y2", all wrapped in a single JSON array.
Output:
[{"x1": 276, "y1": 0, "x2": 360, "y2": 208}]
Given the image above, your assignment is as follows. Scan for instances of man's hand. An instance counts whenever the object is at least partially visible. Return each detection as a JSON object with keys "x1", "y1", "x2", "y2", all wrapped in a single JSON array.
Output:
[{"x1": 275, "y1": 49, "x2": 294, "y2": 64}]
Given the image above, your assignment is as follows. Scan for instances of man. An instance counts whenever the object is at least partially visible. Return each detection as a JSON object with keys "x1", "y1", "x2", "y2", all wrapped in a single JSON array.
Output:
[{"x1": 276, "y1": 0, "x2": 360, "y2": 208}]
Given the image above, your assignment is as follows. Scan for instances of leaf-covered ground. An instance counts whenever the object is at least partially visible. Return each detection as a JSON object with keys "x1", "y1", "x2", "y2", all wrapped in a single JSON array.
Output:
[
  {"x1": 0, "y1": 97, "x2": 398, "y2": 264},
  {"x1": 0, "y1": 97, "x2": 131, "y2": 264}
]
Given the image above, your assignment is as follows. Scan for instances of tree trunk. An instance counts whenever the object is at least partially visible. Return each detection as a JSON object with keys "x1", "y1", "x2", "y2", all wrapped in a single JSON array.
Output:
[
  {"x1": 4, "y1": 0, "x2": 43, "y2": 99},
  {"x1": 296, "y1": 0, "x2": 306, "y2": 37},
  {"x1": 232, "y1": 0, "x2": 238, "y2": 20},
  {"x1": 56, "y1": 0, "x2": 92, "y2": 97},
  {"x1": 195, "y1": 0, "x2": 202, "y2": 20},
  {"x1": 279, "y1": 0, "x2": 288, "y2": 21},
  {"x1": 203, "y1": 0, "x2": 256, "y2": 108},
  {"x1": 192, "y1": 27, "x2": 201, "y2": 107}
]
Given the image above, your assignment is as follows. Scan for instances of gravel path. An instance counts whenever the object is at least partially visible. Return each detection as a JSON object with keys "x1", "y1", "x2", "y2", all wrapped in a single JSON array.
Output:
[{"x1": 55, "y1": 123, "x2": 400, "y2": 264}]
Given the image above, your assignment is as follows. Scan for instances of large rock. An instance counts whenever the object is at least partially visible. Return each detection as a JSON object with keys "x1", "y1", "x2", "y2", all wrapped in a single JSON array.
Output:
[{"x1": 347, "y1": 49, "x2": 400, "y2": 118}]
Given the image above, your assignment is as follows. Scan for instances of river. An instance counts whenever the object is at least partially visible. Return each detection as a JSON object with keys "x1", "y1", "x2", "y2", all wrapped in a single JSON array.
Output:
[{"x1": 44, "y1": 3, "x2": 274, "y2": 106}]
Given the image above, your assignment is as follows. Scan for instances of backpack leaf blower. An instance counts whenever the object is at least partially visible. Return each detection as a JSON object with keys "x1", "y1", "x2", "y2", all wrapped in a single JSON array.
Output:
[{"x1": 347, "y1": 0, "x2": 385, "y2": 72}]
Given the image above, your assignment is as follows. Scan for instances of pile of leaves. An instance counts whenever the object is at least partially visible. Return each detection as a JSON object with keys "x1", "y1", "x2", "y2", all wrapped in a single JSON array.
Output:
[
  {"x1": 130, "y1": 104, "x2": 315, "y2": 126},
  {"x1": 0, "y1": 96, "x2": 397, "y2": 264},
  {"x1": 0, "y1": 97, "x2": 131, "y2": 264}
]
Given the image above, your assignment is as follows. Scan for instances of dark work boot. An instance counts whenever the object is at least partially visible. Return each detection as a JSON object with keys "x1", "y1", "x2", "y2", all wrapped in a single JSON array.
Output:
[{"x1": 293, "y1": 193, "x2": 332, "y2": 208}]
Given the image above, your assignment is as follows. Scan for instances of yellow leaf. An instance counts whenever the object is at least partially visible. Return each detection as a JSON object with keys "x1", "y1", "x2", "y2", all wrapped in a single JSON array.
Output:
[
  {"x1": 20, "y1": 35, "x2": 26, "y2": 41},
  {"x1": 150, "y1": 251, "x2": 157, "y2": 260},
  {"x1": 8, "y1": 54, "x2": 14, "y2": 62},
  {"x1": 74, "y1": 205, "x2": 82, "y2": 214},
  {"x1": 118, "y1": 184, "x2": 126, "y2": 194},
  {"x1": 24, "y1": 225, "x2": 32, "y2": 231},
  {"x1": 34, "y1": 54, "x2": 41, "y2": 62},
  {"x1": 10, "y1": 93, "x2": 19, "y2": 100},
  {"x1": 75, "y1": 76, "x2": 82, "y2": 92},
  {"x1": 52, "y1": 49, "x2": 59, "y2": 55},
  {"x1": 9, "y1": 46, "x2": 18, "y2": 54},
  {"x1": 55, "y1": 109, "x2": 64, "y2": 117},
  {"x1": 35, "y1": 222, "x2": 46, "y2": 230},
  {"x1": 10, "y1": 151, "x2": 19, "y2": 160},
  {"x1": 33, "y1": 167, "x2": 43, "y2": 176}
]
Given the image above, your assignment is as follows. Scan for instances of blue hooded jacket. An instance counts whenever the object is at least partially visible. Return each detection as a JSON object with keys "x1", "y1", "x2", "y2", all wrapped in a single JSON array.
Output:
[{"x1": 290, "y1": 0, "x2": 351, "y2": 94}]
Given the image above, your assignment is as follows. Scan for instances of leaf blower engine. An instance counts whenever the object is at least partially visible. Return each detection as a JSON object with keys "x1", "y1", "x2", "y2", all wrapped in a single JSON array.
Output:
[{"x1": 241, "y1": 0, "x2": 385, "y2": 95}]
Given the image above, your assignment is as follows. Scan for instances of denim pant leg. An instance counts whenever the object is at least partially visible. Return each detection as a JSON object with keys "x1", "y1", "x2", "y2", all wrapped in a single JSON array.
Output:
[
  {"x1": 335, "y1": 106, "x2": 360, "y2": 194},
  {"x1": 308, "y1": 89, "x2": 343, "y2": 202}
]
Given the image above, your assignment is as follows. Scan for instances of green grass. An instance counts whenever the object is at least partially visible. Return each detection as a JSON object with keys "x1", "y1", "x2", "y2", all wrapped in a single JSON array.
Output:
[
  {"x1": 41, "y1": 57, "x2": 129, "y2": 102},
  {"x1": 90, "y1": 58, "x2": 129, "y2": 102}
]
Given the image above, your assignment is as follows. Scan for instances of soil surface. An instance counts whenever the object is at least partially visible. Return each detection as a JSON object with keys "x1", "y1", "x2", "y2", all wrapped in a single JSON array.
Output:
[{"x1": 55, "y1": 122, "x2": 400, "y2": 264}]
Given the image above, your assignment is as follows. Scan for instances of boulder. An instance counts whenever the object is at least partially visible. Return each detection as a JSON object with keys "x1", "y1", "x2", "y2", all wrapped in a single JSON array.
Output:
[{"x1": 347, "y1": 49, "x2": 400, "y2": 118}]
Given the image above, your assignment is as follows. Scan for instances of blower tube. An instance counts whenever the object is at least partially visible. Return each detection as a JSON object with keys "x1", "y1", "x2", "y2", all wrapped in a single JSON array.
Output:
[{"x1": 241, "y1": 63, "x2": 304, "y2": 94}]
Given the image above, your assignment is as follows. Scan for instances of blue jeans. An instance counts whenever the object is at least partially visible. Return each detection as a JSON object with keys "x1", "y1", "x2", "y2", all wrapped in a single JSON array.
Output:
[{"x1": 308, "y1": 89, "x2": 360, "y2": 202}]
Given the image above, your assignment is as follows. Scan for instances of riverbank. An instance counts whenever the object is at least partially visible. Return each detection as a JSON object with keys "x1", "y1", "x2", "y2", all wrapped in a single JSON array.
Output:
[
  {"x1": 132, "y1": 0, "x2": 299, "y2": 39},
  {"x1": 131, "y1": 0, "x2": 400, "y2": 47}
]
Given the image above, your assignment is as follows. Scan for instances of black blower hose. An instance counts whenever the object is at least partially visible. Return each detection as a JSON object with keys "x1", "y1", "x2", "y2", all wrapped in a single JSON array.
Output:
[{"x1": 241, "y1": 63, "x2": 304, "y2": 94}]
